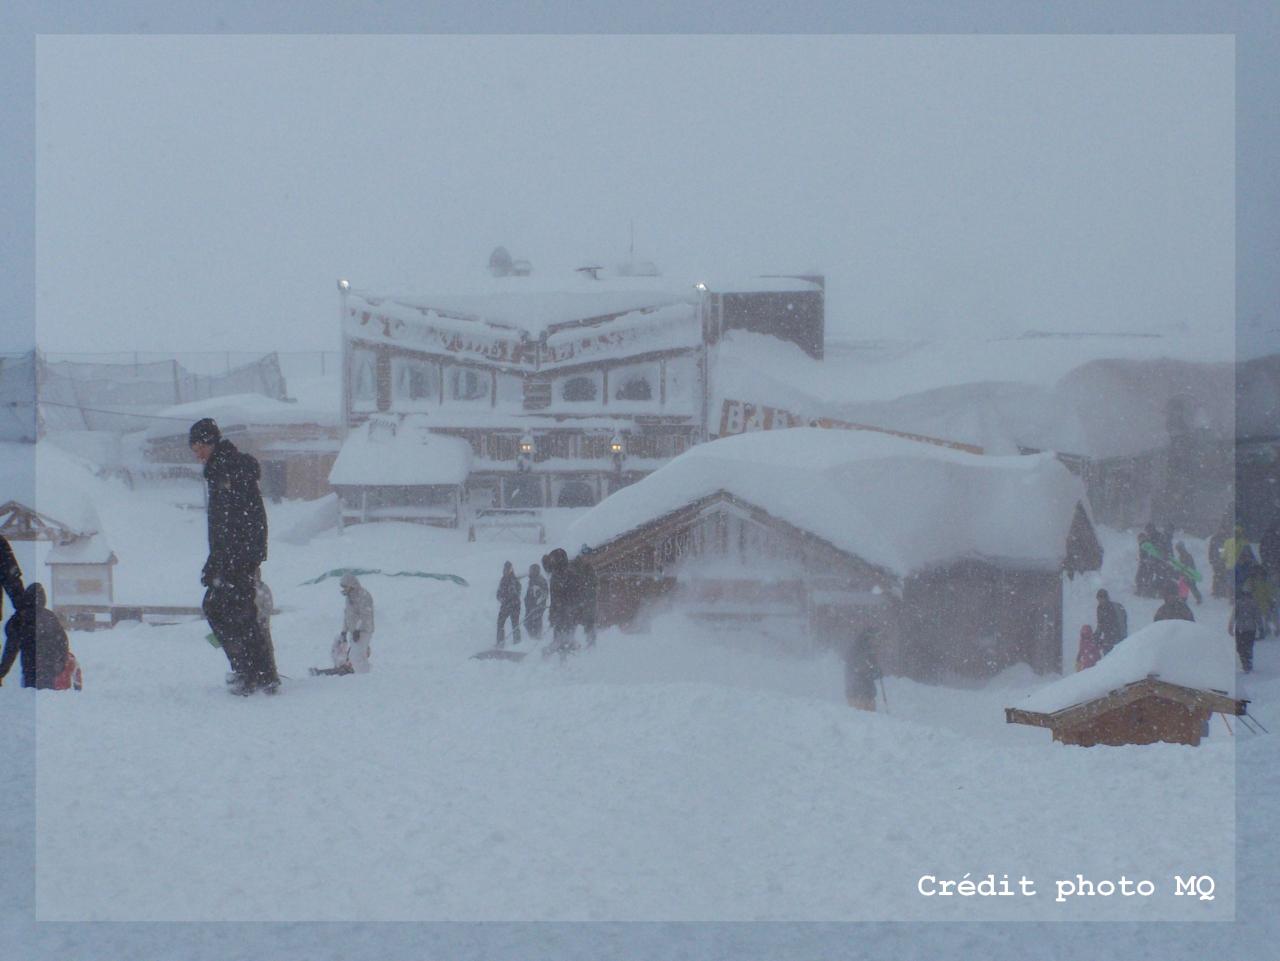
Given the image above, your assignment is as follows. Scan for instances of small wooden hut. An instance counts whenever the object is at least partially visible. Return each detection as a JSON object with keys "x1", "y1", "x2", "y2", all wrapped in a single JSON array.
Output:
[
  {"x1": 568, "y1": 428, "x2": 1101, "y2": 679},
  {"x1": 1006, "y1": 621, "x2": 1244, "y2": 746},
  {"x1": 1006, "y1": 676, "x2": 1246, "y2": 747}
]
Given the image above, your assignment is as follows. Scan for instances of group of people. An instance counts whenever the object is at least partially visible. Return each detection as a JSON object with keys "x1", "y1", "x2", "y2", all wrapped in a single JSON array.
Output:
[
  {"x1": 1074, "y1": 517, "x2": 1280, "y2": 675},
  {"x1": 0, "y1": 533, "x2": 80, "y2": 691},
  {"x1": 494, "y1": 546, "x2": 598, "y2": 660}
]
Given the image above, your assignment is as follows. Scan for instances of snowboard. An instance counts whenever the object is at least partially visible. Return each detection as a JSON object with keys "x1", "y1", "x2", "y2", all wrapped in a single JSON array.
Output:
[{"x1": 470, "y1": 647, "x2": 528, "y2": 662}]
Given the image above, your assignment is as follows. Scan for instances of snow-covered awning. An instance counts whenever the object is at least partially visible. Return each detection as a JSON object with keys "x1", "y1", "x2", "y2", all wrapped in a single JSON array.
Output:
[
  {"x1": 329, "y1": 415, "x2": 472, "y2": 487},
  {"x1": 46, "y1": 532, "x2": 117, "y2": 566},
  {"x1": 143, "y1": 394, "x2": 341, "y2": 441},
  {"x1": 567, "y1": 427, "x2": 1091, "y2": 577}
]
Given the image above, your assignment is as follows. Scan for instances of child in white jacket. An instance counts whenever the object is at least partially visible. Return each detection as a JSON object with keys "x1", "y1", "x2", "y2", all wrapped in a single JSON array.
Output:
[{"x1": 312, "y1": 573, "x2": 374, "y2": 676}]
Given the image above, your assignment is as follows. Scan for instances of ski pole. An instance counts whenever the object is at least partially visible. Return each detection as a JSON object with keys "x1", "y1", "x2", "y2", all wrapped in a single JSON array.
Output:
[{"x1": 877, "y1": 676, "x2": 889, "y2": 713}]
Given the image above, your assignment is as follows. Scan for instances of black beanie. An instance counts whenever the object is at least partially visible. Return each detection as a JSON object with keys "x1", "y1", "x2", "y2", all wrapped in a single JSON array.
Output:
[{"x1": 188, "y1": 418, "x2": 221, "y2": 446}]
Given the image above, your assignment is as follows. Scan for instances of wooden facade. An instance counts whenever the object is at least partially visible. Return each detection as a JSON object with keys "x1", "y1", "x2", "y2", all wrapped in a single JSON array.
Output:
[
  {"x1": 582, "y1": 488, "x2": 1098, "y2": 680},
  {"x1": 1006, "y1": 678, "x2": 1247, "y2": 747},
  {"x1": 145, "y1": 424, "x2": 341, "y2": 502}
]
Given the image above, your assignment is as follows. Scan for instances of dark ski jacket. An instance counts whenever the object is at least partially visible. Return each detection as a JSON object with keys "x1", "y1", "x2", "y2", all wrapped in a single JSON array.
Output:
[
  {"x1": 0, "y1": 583, "x2": 68, "y2": 689},
  {"x1": 1, "y1": 533, "x2": 23, "y2": 616},
  {"x1": 524, "y1": 570, "x2": 548, "y2": 615},
  {"x1": 1229, "y1": 595, "x2": 1265, "y2": 637},
  {"x1": 202, "y1": 438, "x2": 268, "y2": 583},
  {"x1": 497, "y1": 570, "x2": 521, "y2": 610},
  {"x1": 566, "y1": 556, "x2": 598, "y2": 623},
  {"x1": 543, "y1": 549, "x2": 574, "y2": 629},
  {"x1": 1095, "y1": 599, "x2": 1127, "y2": 654},
  {"x1": 1153, "y1": 598, "x2": 1195, "y2": 623}
]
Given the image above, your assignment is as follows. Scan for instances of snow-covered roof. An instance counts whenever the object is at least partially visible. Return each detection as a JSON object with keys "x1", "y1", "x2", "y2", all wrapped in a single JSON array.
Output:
[
  {"x1": 46, "y1": 532, "x2": 116, "y2": 566},
  {"x1": 143, "y1": 394, "x2": 341, "y2": 441},
  {"x1": 567, "y1": 428, "x2": 1089, "y2": 576},
  {"x1": 329, "y1": 416, "x2": 472, "y2": 487},
  {"x1": 1019, "y1": 621, "x2": 1236, "y2": 714},
  {"x1": 715, "y1": 331, "x2": 1238, "y2": 458}
]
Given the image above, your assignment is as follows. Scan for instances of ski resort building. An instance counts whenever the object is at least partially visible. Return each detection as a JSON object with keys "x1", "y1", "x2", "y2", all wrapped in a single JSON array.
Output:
[
  {"x1": 335, "y1": 260, "x2": 823, "y2": 519},
  {"x1": 565, "y1": 429, "x2": 1102, "y2": 680}
]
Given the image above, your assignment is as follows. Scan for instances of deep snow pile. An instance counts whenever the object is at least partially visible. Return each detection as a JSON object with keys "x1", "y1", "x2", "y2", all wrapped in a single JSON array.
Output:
[
  {"x1": 2, "y1": 441, "x2": 1276, "y2": 961},
  {"x1": 0, "y1": 445, "x2": 1251, "y2": 925}
]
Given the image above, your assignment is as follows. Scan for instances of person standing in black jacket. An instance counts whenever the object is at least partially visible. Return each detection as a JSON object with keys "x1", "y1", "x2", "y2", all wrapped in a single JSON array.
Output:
[
  {"x1": 1, "y1": 533, "x2": 24, "y2": 621},
  {"x1": 1094, "y1": 589, "x2": 1128, "y2": 656},
  {"x1": 495, "y1": 561, "x2": 521, "y2": 648},
  {"x1": 0, "y1": 583, "x2": 68, "y2": 689},
  {"x1": 190, "y1": 418, "x2": 279, "y2": 695},
  {"x1": 523, "y1": 563, "x2": 548, "y2": 640}
]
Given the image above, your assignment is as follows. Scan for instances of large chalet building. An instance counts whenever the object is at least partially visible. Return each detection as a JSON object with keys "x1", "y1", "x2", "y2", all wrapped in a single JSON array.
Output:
[{"x1": 335, "y1": 254, "x2": 823, "y2": 523}]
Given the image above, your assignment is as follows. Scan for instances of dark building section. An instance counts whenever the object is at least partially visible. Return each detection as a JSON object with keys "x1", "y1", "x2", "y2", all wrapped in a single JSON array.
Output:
[{"x1": 713, "y1": 276, "x2": 825, "y2": 359}]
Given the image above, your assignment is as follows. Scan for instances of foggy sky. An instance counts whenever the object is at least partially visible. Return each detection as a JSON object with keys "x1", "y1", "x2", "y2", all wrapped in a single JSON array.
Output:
[{"x1": 35, "y1": 34, "x2": 1234, "y2": 353}]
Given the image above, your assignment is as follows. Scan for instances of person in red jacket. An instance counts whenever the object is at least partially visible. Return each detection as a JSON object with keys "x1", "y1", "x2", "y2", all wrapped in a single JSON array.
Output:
[{"x1": 1075, "y1": 624, "x2": 1101, "y2": 672}]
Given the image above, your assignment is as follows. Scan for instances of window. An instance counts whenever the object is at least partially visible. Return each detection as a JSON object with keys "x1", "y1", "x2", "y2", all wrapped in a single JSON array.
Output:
[
  {"x1": 506, "y1": 476, "x2": 543, "y2": 508},
  {"x1": 561, "y1": 376, "x2": 598, "y2": 402},
  {"x1": 488, "y1": 434, "x2": 519, "y2": 461},
  {"x1": 615, "y1": 374, "x2": 652, "y2": 401},
  {"x1": 557, "y1": 480, "x2": 596, "y2": 508},
  {"x1": 350, "y1": 349, "x2": 377, "y2": 409},
  {"x1": 391, "y1": 357, "x2": 440, "y2": 407},
  {"x1": 611, "y1": 362, "x2": 659, "y2": 402},
  {"x1": 449, "y1": 366, "x2": 489, "y2": 402}
]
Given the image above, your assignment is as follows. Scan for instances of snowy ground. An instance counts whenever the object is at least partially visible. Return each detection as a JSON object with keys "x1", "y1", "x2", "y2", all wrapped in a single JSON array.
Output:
[{"x1": 2, "y1": 443, "x2": 1277, "y2": 954}]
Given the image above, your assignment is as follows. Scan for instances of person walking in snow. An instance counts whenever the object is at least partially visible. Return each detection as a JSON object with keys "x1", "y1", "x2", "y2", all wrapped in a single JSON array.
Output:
[
  {"x1": 843, "y1": 627, "x2": 882, "y2": 711},
  {"x1": 567, "y1": 549, "x2": 598, "y2": 649},
  {"x1": 1208, "y1": 519, "x2": 1231, "y2": 599},
  {"x1": 1174, "y1": 541, "x2": 1203, "y2": 605},
  {"x1": 0, "y1": 533, "x2": 23, "y2": 622},
  {"x1": 1135, "y1": 525, "x2": 1161, "y2": 598},
  {"x1": 542, "y1": 549, "x2": 575, "y2": 659},
  {"x1": 190, "y1": 417, "x2": 279, "y2": 696},
  {"x1": 1153, "y1": 588, "x2": 1195, "y2": 623},
  {"x1": 1094, "y1": 589, "x2": 1128, "y2": 656},
  {"x1": 0, "y1": 583, "x2": 70, "y2": 689},
  {"x1": 495, "y1": 561, "x2": 521, "y2": 648},
  {"x1": 1075, "y1": 624, "x2": 1101, "y2": 672},
  {"x1": 523, "y1": 563, "x2": 548, "y2": 641},
  {"x1": 313, "y1": 573, "x2": 375, "y2": 676},
  {"x1": 1229, "y1": 585, "x2": 1265, "y2": 674}
]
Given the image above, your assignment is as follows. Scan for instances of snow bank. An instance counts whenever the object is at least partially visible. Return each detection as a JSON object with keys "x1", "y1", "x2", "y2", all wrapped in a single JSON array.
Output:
[
  {"x1": 1021, "y1": 620, "x2": 1237, "y2": 714},
  {"x1": 569, "y1": 428, "x2": 1087, "y2": 576}
]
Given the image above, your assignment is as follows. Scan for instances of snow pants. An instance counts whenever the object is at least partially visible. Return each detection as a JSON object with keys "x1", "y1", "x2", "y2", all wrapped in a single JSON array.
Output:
[
  {"x1": 204, "y1": 570, "x2": 279, "y2": 686},
  {"x1": 523, "y1": 606, "x2": 545, "y2": 640},
  {"x1": 1236, "y1": 630, "x2": 1256, "y2": 673},
  {"x1": 497, "y1": 603, "x2": 521, "y2": 646},
  {"x1": 332, "y1": 631, "x2": 372, "y2": 673}
]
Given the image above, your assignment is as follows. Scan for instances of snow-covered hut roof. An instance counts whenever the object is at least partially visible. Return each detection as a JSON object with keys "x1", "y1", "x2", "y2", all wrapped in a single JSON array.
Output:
[
  {"x1": 143, "y1": 394, "x2": 341, "y2": 441},
  {"x1": 329, "y1": 416, "x2": 472, "y2": 487},
  {"x1": 567, "y1": 428, "x2": 1089, "y2": 577},
  {"x1": 46, "y1": 532, "x2": 117, "y2": 566},
  {"x1": 1019, "y1": 621, "x2": 1236, "y2": 714}
]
